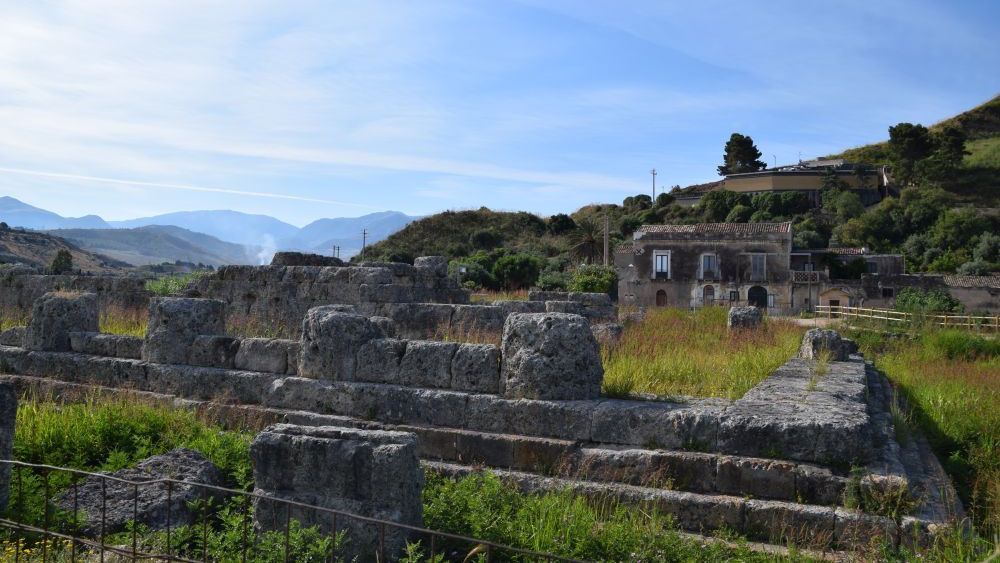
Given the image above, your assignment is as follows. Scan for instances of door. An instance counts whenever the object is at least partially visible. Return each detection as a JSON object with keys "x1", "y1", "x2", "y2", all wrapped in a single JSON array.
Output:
[
  {"x1": 702, "y1": 285, "x2": 715, "y2": 306},
  {"x1": 655, "y1": 290, "x2": 667, "y2": 307},
  {"x1": 747, "y1": 286, "x2": 767, "y2": 308},
  {"x1": 829, "y1": 299, "x2": 840, "y2": 317}
]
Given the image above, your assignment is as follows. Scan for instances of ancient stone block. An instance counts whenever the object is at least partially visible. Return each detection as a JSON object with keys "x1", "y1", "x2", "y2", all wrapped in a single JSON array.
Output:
[
  {"x1": 189, "y1": 335, "x2": 240, "y2": 369},
  {"x1": 500, "y1": 313, "x2": 603, "y2": 401},
  {"x1": 799, "y1": 329, "x2": 855, "y2": 361},
  {"x1": 591, "y1": 323, "x2": 624, "y2": 347},
  {"x1": 716, "y1": 456, "x2": 796, "y2": 501},
  {"x1": 648, "y1": 490, "x2": 745, "y2": 532},
  {"x1": 0, "y1": 382, "x2": 15, "y2": 512},
  {"x1": 298, "y1": 308, "x2": 381, "y2": 380},
  {"x1": 25, "y1": 292, "x2": 99, "y2": 352},
  {"x1": 414, "y1": 256, "x2": 448, "y2": 277},
  {"x1": 543, "y1": 300, "x2": 587, "y2": 316},
  {"x1": 234, "y1": 338, "x2": 289, "y2": 374},
  {"x1": 142, "y1": 298, "x2": 225, "y2": 365},
  {"x1": 398, "y1": 340, "x2": 457, "y2": 388},
  {"x1": 55, "y1": 449, "x2": 227, "y2": 536},
  {"x1": 0, "y1": 327, "x2": 25, "y2": 348},
  {"x1": 355, "y1": 338, "x2": 407, "y2": 383},
  {"x1": 834, "y1": 508, "x2": 899, "y2": 550},
  {"x1": 590, "y1": 399, "x2": 722, "y2": 450},
  {"x1": 794, "y1": 464, "x2": 846, "y2": 505},
  {"x1": 451, "y1": 343, "x2": 500, "y2": 394},
  {"x1": 464, "y1": 395, "x2": 594, "y2": 441},
  {"x1": 379, "y1": 303, "x2": 453, "y2": 339},
  {"x1": 251, "y1": 424, "x2": 423, "y2": 561},
  {"x1": 727, "y1": 306, "x2": 763, "y2": 329},
  {"x1": 368, "y1": 315, "x2": 396, "y2": 338},
  {"x1": 527, "y1": 290, "x2": 568, "y2": 302},
  {"x1": 451, "y1": 305, "x2": 505, "y2": 334},
  {"x1": 744, "y1": 499, "x2": 836, "y2": 546},
  {"x1": 114, "y1": 336, "x2": 144, "y2": 359}
]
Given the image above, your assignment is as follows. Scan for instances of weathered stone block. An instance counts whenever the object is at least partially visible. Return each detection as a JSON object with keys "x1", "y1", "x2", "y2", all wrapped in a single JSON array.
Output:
[
  {"x1": 0, "y1": 327, "x2": 25, "y2": 348},
  {"x1": 744, "y1": 500, "x2": 835, "y2": 546},
  {"x1": 727, "y1": 306, "x2": 763, "y2": 329},
  {"x1": 716, "y1": 456, "x2": 796, "y2": 501},
  {"x1": 0, "y1": 382, "x2": 15, "y2": 512},
  {"x1": 26, "y1": 292, "x2": 99, "y2": 352},
  {"x1": 591, "y1": 323, "x2": 624, "y2": 347},
  {"x1": 251, "y1": 424, "x2": 423, "y2": 562},
  {"x1": 142, "y1": 298, "x2": 225, "y2": 365},
  {"x1": 500, "y1": 313, "x2": 603, "y2": 401},
  {"x1": 234, "y1": 338, "x2": 288, "y2": 374},
  {"x1": 298, "y1": 308, "x2": 381, "y2": 380},
  {"x1": 464, "y1": 395, "x2": 594, "y2": 441},
  {"x1": 398, "y1": 340, "x2": 457, "y2": 388},
  {"x1": 799, "y1": 329, "x2": 854, "y2": 361},
  {"x1": 834, "y1": 508, "x2": 898, "y2": 550},
  {"x1": 414, "y1": 256, "x2": 448, "y2": 277},
  {"x1": 189, "y1": 335, "x2": 240, "y2": 369},
  {"x1": 451, "y1": 305, "x2": 505, "y2": 334},
  {"x1": 451, "y1": 343, "x2": 500, "y2": 394},
  {"x1": 544, "y1": 300, "x2": 587, "y2": 316},
  {"x1": 355, "y1": 338, "x2": 407, "y2": 383}
]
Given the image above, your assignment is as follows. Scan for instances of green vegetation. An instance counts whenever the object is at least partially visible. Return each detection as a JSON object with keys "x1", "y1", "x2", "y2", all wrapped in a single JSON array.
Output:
[
  {"x1": 717, "y1": 132, "x2": 767, "y2": 176},
  {"x1": 48, "y1": 249, "x2": 73, "y2": 275},
  {"x1": 99, "y1": 304, "x2": 147, "y2": 337},
  {"x1": 567, "y1": 264, "x2": 617, "y2": 294},
  {"x1": 602, "y1": 307, "x2": 803, "y2": 399},
  {"x1": 145, "y1": 270, "x2": 210, "y2": 296},
  {"x1": 845, "y1": 326, "x2": 1000, "y2": 541},
  {"x1": 894, "y1": 287, "x2": 963, "y2": 313}
]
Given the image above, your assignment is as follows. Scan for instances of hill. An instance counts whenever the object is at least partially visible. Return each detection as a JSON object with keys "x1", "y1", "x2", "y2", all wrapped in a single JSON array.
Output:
[
  {"x1": 828, "y1": 94, "x2": 1000, "y2": 205},
  {"x1": 0, "y1": 227, "x2": 128, "y2": 272},
  {"x1": 111, "y1": 210, "x2": 299, "y2": 248},
  {"x1": 48, "y1": 225, "x2": 257, "y2": 266},
  {"x1": 0, "y1": 196, "x2": 110, "y2": 230},
  {"x1": 281, "y1": 211, "x2": 415, "y2": 256}
]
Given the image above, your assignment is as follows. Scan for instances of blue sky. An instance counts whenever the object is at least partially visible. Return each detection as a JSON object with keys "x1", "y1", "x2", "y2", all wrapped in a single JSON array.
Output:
[{"x1": 0, "y1": 0, "x2": 997, "y2": 226}]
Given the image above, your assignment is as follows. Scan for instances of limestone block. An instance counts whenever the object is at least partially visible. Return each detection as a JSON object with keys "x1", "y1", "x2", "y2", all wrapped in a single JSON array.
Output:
[
  {"x1": 142, "y1": 298, "x2": 225, "y2": 365},
  {"x1": 590, "y1": 399, "x2": 722, "y2": 449},
  {"x1": 567, "y1": 292, "x2": 612, "y2": 307},
  {"x1": 283, "y1": 341, "x2": 300, "y2": 375},
  {"x1": 355, "y1": 338, "x2": 407, "y2": 383},
  {"x1": 368, "y1": 316, "x2": 396, "y2": 338},
  {"x1": 376, "y1": 386, "x2": 470, "y2": 428},
  {"x1": 528, "y1": 290, "x2": 569, "y2": 302},
  {"x1": 591, "y1": 323, "x2": 624, "y2": 347},
  {"x1": 727, "y1": 306, "x2": 763, "y2": 329},
  {"x1": 464, "y1": 395, "x2": 594, "y2": 441},
  {"x1": 744, "y1": 500, "x2": 836, "y2": 547},
  {"x1": 398, "y1": 340, "x2": 458, "y2": 388},
  {"x1": 0, "y1": 327, "x2": 25, "y2": 348},
  {"x1": 234, "y1": 338, "x2": 289, "y2": 374},
  {"x1": 68, "y1": 332, "x2": 143, "y2": 359},
  {"x1": 794, "y1": 464, "x2": 846, "y2": 506},
  {"x1": 189, "y1": 335, "x2": 240, "y2": 369},
  {"x1": 715, "y1": 456, "x2": 796, "y2": 501},
  {"x1": 651, "y1": 490, "x2": 745, "y2": 532},
  {"x1": 0, "y1": 382, "x2": 16, "y2": 512},
  {"x1": 380, "y1": 303, "x2": 453, "y2": 339},
  {"x1": 834, "y1": 508, "x2": 899, "y2": 550},
  {"x1": 500, "y1": 313, "x2": 603, "y2": 401},
  {"x1": 114, "y1": 336, "x2": 143, "y2": 359},
  {"x1": 544, "y1": 300, "x2": 587, "y2": 316},
  {"x1": 493, "y1": 301, "x2": 546, "y2": 315},
  {"x1": 251, "y1": 424, "x2": 423, "y2": 562},
  {"x1": 451, "y1": 305, "x2": 505, "y2": 334},
  {"x1": 450, "y1": 343, "x2": 500, "y2": 394},
  {"x1": 414, "y1": 256, "x2": 448, "y2": 277},
  {"x1": 298, "y1": 308, "x2": 381, "y2": 380},
  {"x1": 25, "y1": 292, "x2": 99, "y2": 352},
  {"x1": 799, "y1": 329, "x2": 854, "y2": 361},
  {"x1": 349, "y1": 267, "x2": 394, "y2": 285}
]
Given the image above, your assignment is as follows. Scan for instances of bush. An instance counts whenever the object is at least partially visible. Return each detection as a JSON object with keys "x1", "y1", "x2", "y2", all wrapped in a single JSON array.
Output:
[
  {"x1": 535, "y1": 270, "x2": 570, "y2": 291},
  {"x1": 546, "y1": 213, "x2": 576, "y2": 235},
  {"x1": 724, "y1": 204, "x2": 753, "y2": 223},
  {"x1": 492, "y1": 253, "x2": 543, "y2": 290},
  {"x1": 895, "y1": 287, "x2": 963, "y2": 313},
  {"x1": 567, "y1": 265, "x2": 616, "y2": 294}
]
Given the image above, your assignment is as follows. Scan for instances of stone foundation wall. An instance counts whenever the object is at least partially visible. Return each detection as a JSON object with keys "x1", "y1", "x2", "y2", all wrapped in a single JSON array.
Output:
[{"x1": 0, "y1": 270, "x2": 149, "y2": 313}]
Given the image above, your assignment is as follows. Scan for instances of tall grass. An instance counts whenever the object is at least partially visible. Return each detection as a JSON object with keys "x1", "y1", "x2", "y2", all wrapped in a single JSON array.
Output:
[
  {"x1": 99, "y1": 304, "x2": 147, "y2": 337},
  {"x1": 602, "y1": 307, "x2": 803, "y2": 399},
  {"x1": 0, "y1": 307, "x2": 29, "y2": 332},
  {"x1": 846, "y1": 327, "x2": 1000, "y2": 542},
  {"x1": 470, "y1": 289, "x2": 530, "y2": 303},
  {"x1": 145, "y1": 271, "x2": 210, "y2": 297}
]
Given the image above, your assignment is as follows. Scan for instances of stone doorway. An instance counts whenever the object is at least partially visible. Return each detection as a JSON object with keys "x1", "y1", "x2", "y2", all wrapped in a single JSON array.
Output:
[
  {"x1": 747, "y1": 286, "x2": 767, "y2": 308},
  {"x1": 655, "y1": 290, "x2": 667, "y2": 307}
]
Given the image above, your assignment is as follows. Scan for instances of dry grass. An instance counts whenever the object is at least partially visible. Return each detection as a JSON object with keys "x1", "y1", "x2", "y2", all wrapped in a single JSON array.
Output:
[
  {"x1": 432, "y1": 323, "x2": 503, "y2": 346},
  {"x1": 601, "y1": 307, "x2": 804, "y2": 399},
  {"x1": 0, "y1": 307, "x2": 29, "y2": 332},
  {"x1": 226, "y1": 311, "x2": 299, "y2": 340},
  {"x1": 470, "y1": 289, "x2": 530, "y2": 303},
  {"x1": 99, "y1": 304, "x2": 147, "y2": 337}
]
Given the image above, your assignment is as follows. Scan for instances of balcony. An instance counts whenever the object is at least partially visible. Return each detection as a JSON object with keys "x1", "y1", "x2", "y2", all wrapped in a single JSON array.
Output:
[
  {"x1": 792, "y1": 271, "x2": 824, "y2": 283},
  {"x1": 698, "y1": 270, "x2": 719, "y2": 281}
]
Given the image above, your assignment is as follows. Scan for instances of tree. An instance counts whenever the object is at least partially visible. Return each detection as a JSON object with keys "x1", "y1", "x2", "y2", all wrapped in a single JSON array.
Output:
[
  {"x1": 568, "y1": 219, "x2": 603, "y2": 264},
  {"x1": 654, "y1": 192, "x2": 674, "y2": 207},
  {"x1": 916, "y1": 125, "x2": 969, "y2": 184},
  {"x1": 546, "y1": 213, "x2": 576, "y2": 236},
  {"x1": 853, "y1": 166, "x2": 873, "y2": 190},
  {"x1": 50, "y1": 249, "x2": 73, "y2": 274},
  {"x1": 492, "y1": 253, "x2": 543, "y2": 290},
  {"x1": 717, "y1": 133, "x2": 767, "y2": 176},
  {"x1": 820, "y1": 169, "x2": 849, "y2": 193},
  {"x1": 0, "y1": 222, "x2": 8, "y2": 231},
  {"x1": 699, "y1": 190, "x2": 749, "y2": 222},
  {"x1": 827, "y1": 191, "x2": 864, "y2": 223},
  {"x1": 895, "y1": 287, "x2": 962, "y2": 313},
  {"x1": 887, "y1": 123, "x2": 933, "y2": 186},
  {"x1": 725, "y1": 204, "x2": 753, "y2": 223}
]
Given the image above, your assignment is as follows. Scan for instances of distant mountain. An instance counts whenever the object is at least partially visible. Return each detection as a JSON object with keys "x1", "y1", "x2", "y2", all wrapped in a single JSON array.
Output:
[
  {"x1": 0, "y1": 196, "x2": 111, "y2": 229},
  {"x1": 48, "y1": 225, "x2": 257, "y2": 266},
  {"x1": 110, "y1": 210, "x2": 299, "y2": 248},
  {"x1": 282, "y1": 211, "x2": 416, "y2": 256}
]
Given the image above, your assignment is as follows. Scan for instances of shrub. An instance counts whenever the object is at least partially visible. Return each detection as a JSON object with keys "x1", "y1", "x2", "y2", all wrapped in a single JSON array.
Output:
[
  {"x1": 146, "y1": 271, "x2": 209, "y2": 296},
  {"x1": 492, "y1": 254, "x2": 542, "y2": 290},
  {"x1": 49, "y1": 249, "x2": 73, "y2": 274},
  {"x1": 895, "y1": 287, "x2": 963, "y2": 313},
  {"x1": 535, "y1": 270, "x2": 570, "y2": 291},
  {"x1": 567, "y1": 265, "x2": 616, "y2": 294}
]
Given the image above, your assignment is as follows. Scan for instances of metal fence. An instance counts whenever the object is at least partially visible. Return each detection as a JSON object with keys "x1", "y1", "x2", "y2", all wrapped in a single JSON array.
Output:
[
  {"x1": 0, "y1": 460, "x2": 588, "y2": 562},
  {"x1": 816, "y1": 305, "x2": 1000, "y2": 332}
]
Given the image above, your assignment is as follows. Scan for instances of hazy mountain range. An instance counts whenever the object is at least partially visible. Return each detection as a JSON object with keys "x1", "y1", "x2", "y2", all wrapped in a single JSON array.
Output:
[{"x1": 0, "y1": 196, "x2": 415, "y2": 266}]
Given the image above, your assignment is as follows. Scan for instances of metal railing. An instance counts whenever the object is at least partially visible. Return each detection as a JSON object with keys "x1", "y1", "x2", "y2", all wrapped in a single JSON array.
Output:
[
  {"x1": 0, "y1": 459, "x2": 588, "y2": 562},
  {"x1": 791, "y1": 271, "x2": 822, "y2": 283},
  {"x1": 816, "y1": 305, "x2": 1000, "y2": 332}
]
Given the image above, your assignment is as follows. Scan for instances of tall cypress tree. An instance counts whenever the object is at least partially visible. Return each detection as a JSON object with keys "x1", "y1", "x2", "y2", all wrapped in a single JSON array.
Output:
[{"x1": 717, "y1": 133, "x2": 767, "y2": 176}]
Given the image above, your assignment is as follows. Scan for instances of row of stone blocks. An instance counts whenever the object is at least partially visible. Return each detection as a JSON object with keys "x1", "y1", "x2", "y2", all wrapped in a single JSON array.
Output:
[{"x1": 14, "y1": 291, "x2": 607, "y2": 401}]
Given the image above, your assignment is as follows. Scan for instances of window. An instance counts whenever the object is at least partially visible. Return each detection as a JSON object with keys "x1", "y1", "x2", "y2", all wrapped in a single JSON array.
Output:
[
  {"x1": 701, "y1": 254, "x2": 718, "y2": 279},
  {"x1": 881, "y1": 287, "x2": 894, "y2": 298},
  {"x1": 867, "y1": 261, "x2": 879, "y2": 274},
  {"x1": 750, "y1": 254, "x2": 766, "y2": 281},
  {"x1": 767, "y1": 293, "x2": 775, "y2": 308},
  {"x1": 653, "y1": 251, "x2": 670, "y2": 279},
  {"x1": 729, "y1": 290, "x2": 738, "y2": 302},
  {"x1": 804, "y1": 262, "x2": 814, "y2": 272}
]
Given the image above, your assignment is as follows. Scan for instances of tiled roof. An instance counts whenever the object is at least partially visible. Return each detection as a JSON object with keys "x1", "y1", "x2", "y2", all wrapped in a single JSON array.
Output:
[
  {"x1": 818, "y1": 247, "x2": 867, "y2": 255},
  {"x1": 943, "y1": 274, "x2": 1000, "y2": 288},
  {"x1": 615, "y1": 243, "x2": 634, "y2": 253},
  {"x1": 636, "y1": 222, "x2": 791, "y2": 235}
]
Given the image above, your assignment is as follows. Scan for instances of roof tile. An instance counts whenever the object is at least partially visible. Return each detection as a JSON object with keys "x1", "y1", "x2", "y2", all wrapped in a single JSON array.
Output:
[{"x1": 636, "y1": 222, "x2": 791, "y2": 235}]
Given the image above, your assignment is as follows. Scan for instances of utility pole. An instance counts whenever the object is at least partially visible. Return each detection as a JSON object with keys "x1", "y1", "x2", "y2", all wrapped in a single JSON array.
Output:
[
  {"x1": 772, "y1": 154, "x2": 777, "y2": 169},
  {"x1": 603, "y1": 213, "x2": 609, "y2": 267},
  {"x1": 361, "y1": 229, "x2": 368, "y2": 261},
  {"x1": 649, "y1": 168, "x2": 657, "y2": 201}
]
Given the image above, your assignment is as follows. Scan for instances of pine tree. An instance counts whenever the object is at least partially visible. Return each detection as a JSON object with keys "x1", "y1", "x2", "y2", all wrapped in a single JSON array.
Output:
[{"x1": 717, "y1": 133, "x2": 767, "y2": 176}]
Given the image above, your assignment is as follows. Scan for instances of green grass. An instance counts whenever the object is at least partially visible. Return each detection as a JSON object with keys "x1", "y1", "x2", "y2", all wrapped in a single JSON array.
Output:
[
  {"x1": 845, "y1": 326, "x2": 1000, "y2": 542},
  {"x1": 145, "y1": 271, "x2": 209, "y2": 297},
  {"x1": 0, "y1": 308, "x2": 28, "y2": 332},
  {"x1": 601, "y1": 307, "x2": 803, "y2": 399},
  {"x1": 964, "y1": 137, "x2": 1000, "y2": 168}
]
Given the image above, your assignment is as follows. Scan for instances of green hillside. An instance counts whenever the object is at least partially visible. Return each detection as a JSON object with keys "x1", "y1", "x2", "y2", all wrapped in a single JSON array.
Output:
[{"x1": 830, "y1": 94, "x2": 1000, "y2": 205}]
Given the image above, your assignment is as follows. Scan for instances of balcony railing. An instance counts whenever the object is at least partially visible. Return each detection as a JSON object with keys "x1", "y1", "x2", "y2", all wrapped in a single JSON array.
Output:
[{"x1": 792, "y1": 271, "x2": 822, "y2": 283}]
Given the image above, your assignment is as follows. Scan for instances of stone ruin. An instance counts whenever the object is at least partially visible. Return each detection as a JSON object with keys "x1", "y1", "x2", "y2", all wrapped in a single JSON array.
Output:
[{"x1": 0, "y1": 286, "x2": 964, "y2": 558}]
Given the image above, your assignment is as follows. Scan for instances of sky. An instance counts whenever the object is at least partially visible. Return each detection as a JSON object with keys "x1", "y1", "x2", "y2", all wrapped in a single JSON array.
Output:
[{"x1": 0, "y1": 0, "x2": 998, "y2": 226}]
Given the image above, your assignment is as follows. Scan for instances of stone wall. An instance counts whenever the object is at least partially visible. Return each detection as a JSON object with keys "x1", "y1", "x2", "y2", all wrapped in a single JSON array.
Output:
[{"x1": 0, "y1": 270, "x2": 149, "y2": 313}]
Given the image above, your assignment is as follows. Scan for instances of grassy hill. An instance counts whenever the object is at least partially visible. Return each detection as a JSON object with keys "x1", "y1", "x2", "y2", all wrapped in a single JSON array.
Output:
[
  {"x1": 0, "y1": 228, "x2": 129, "y2": 272},
  {"x1": 829, "y1": 94, "x2": 1000, "y2": 205}
]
